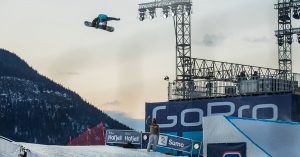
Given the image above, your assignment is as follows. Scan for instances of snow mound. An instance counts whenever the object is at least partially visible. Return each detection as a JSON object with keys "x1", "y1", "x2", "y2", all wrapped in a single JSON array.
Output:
[
  {"x1": 19, "y1": 143, "x2": 184, "y2": 157},
  {"x1": 0, "y1": 137, "x2": 21, "y2": 157}
]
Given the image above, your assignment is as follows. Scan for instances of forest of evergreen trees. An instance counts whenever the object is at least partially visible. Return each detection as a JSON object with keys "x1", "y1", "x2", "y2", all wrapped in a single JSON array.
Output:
[{"x1": 0, "y1": 49, "x2": 131, "y2": 145}]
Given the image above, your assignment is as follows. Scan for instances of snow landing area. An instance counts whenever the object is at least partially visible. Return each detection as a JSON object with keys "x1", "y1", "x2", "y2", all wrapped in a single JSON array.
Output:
[{"x1": 19, "y1": 143, "x2": 185, "y2": 157}]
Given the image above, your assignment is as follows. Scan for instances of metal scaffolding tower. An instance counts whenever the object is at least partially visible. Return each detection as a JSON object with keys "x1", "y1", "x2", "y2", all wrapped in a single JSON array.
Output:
[
  {"x1": 138, "y1": 0, "x2": 192, "y2": 99},
  {"x1": 137, "y1": 0, "x2": 300, "y2": 101},
  {"x1": 274, "y1": 0, "x2": 300, "y2": 80}
]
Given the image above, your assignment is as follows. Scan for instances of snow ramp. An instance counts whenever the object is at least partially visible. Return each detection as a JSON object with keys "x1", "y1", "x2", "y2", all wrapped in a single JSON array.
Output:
[
  {"x1": 0, "y1": 136, "x2": 22, "y2": 157},
  {"x1": 203, "y1": 116, "x2": 300, "y2": 157}
]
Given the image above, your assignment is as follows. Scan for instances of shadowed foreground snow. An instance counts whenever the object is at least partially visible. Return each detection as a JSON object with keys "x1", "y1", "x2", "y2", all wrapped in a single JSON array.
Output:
[{"x1": 20, "y1": 143, "x2": 184, "y2": 157}]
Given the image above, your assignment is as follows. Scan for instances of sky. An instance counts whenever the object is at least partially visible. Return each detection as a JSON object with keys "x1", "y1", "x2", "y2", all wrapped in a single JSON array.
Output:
[{"x1": 1, "y1": 0, "x2": 300, "y2": 131}]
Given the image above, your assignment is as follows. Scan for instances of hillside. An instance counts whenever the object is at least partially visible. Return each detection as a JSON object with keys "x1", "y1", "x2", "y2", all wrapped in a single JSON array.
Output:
[{"x1": 0, "y1": 49, "x2": 131, "y2": 145}]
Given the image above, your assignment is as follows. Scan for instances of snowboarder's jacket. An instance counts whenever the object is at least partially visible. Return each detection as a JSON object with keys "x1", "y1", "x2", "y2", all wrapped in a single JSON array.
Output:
[
  {"x1": 98, "y1": 14, "x2": 108, "y2": 22},
  {"x1": 146, "y1": 117, "x2": 160, "y2": 135}
]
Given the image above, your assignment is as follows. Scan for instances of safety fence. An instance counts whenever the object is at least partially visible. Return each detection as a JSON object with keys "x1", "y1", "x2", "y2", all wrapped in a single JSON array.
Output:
[{"x1": 105, "y1": 129, "x2": 202, "y2": 157}]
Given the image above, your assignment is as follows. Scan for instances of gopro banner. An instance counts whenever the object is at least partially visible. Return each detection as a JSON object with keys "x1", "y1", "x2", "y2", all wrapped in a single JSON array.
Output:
[
  {"x1": 207, "y1": 143, "x2": 246, "y2": 157},
  {"x1": 157, "y1": 134, "x2": 193, "y2": 153},
  {"x1": 106, "y1": 130, "x2": 141, "y2": 144},
  {"x1": 146, "y1": 94, "x2": 294, "y2": 132}
]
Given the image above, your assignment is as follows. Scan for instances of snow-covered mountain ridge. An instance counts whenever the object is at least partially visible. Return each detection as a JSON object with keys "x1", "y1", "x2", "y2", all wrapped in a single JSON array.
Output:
[{"x1": 0, "y1": 49, "x2": 130, "y2": 145}]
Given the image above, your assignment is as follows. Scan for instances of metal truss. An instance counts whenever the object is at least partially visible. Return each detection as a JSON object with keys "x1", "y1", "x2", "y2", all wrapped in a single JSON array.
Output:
[
  {"x1": 274, "y1": 0, "x2": 300, "y2": 9},
  {"x1": 174, "y1": 5, "x2": 192, "y2": 99},
  {"x1": 138, "y1": 0, "x2": 192, "y2": 99},
  {"x1": 191, "y1": 58, "x2": 280, "y2": 82},
  {"x1": 275, "y1": 27, "x2": 300, "y2": 35},
  {"x1": 138, "y1": 0, "x2": 191, "y2": 10},
  {"x1": 274, "y1": 0, "x2": 298, "y2": 80}
]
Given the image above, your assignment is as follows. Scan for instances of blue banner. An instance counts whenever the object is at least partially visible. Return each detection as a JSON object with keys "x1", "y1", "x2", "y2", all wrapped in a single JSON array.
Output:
[
  {"x1": 106, "y1": 130, "x2": 141, "y2": 144},
  {"x1": 157, "y1": 134, "x2": 193, "y2": 153},
  {"x1": 146, "y1": 94, "x2": 294, "y2": 133}
]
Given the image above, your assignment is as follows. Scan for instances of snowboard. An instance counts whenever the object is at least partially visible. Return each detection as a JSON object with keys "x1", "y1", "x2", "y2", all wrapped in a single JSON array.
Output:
[{"x1": 84, "y1": 21, "x2": 114, "y2": 32}]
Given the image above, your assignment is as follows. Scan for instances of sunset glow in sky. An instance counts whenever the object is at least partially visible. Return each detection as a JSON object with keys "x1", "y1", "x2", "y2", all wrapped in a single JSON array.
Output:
[{"x1": 1, "y1": 0, "x2": 300, "y2": 130}]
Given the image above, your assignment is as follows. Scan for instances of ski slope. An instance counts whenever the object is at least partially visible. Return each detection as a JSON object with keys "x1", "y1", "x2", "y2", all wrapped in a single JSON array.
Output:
[{"x1": 19, "y1": 143, "x2": 184, "y2": 157}]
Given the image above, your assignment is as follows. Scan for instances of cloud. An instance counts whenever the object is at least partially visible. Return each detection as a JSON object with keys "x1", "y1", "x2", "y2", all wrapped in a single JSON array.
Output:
[
  {"x1": 194, "y1": 34, "x2": 226, "y2": 47},
  {"x1": 243, "y1": 36, "x2": 272, "y2": 43},
  {"x1": 105, "y1": 110, "x2": 145, "y2": 131},
  {"x1": 57, "y1": 71, "x2": 80, "y2": 76},
  {"x1": 48, "y1": 48, "x2": 95, "y2": 77},
  {"x1": 102, "y1": 100, "x2": 120, "y2": 106}
]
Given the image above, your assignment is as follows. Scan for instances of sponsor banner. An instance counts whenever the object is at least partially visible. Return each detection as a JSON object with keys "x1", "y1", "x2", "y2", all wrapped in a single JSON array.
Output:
[
  {"x1": 68, "y1": 122, "x2": 105, "y2": 146},
  {"x1": 106, "y1": 130, "x2": 141, "y2": 144},
  {"x1": 146, "y1": 94, "x2": 293, "y2": 132},
  {"x1": 157, "y1": 134, "x2": 193, "y2": 153},
  {"x1": 207, "y1": 143, "x2": 246, "y2": 157}
]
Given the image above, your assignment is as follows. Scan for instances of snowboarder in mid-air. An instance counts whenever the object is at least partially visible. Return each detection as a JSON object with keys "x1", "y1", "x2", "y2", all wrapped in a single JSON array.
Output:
[
  {"x1": 84, "y1": 14, "x2": 120, "y2": 32},
  {"x1": 92, "y1": 14, "x2": 120, "y2": 28}
]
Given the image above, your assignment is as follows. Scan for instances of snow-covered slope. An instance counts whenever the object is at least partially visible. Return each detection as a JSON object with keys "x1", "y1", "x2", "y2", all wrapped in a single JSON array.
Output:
[
  {"x1": 19, "y1": 143, "x2": 183, "y2": 157},
  {"x1": 0, "y1": 137, "x2": 21, "y2": 157}
]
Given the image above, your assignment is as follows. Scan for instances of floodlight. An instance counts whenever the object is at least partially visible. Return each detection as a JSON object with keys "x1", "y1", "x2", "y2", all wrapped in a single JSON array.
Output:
[
  {"x1": 138, "y1": 9, "x2": 146, "y2": 21},
  {"x1": 139, "y1": 12, "x2": 145, "y2": 21},
  {"x1": 149, "y1": 9, "x2": 155, "y2": 20},
  {"x1": 149, "y1": 14, "x2": 155, "y2": 20},
  {"x1": 164, "y1": 76, "x2": 170, "y2": 81},
  {"x1": 278, "y1": 39, "x2": 284, "y2": 46},
  {"x1": 185, "y1": 5, "x2": 191, "y2": 16},
  {"x1": 293, "y1": 7, "x2": 300, "y2": 19},
  {"x1": 139, "y1": 16, "x2": 145, "y2": 21},
  {"x1": 297, "y1": 34, "x2": 300, "y2": 43},
  {"x1": 279, "y1": 8, "x2": 290, "y2": 21},
  {"x1": 171, "y1": 7, "x2": 177, "y2": 16},
  {"x1": 143, "y1": 134, "x2": 148, "y2": 140},
  {"x1": 287, "y1": 35, "x2": 293, "y2": 44},
  {"x1": 193, "y1": 143, "x2": 200, "y2": 150},
  {"x1": 278, "y1": 35, "x2": 284, "y2": 46},
  {"x1": 163, "y1": 7, "x2": 169, "y2": 18}
]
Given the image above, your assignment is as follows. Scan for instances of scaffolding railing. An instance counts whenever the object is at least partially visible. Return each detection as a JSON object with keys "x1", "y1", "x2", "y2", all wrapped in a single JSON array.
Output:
[
  {"x1": 168, "y1": 75, "x2": 300, "y2": 100},
  {"x1": 168, "y1": 58, "x2": 300, "y2": 100}
]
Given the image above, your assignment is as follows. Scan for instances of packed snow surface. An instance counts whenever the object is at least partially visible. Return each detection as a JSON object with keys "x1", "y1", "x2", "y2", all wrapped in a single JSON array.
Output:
[{"x1": 19, "y1": 143, "x2": 184, "y2": 157}]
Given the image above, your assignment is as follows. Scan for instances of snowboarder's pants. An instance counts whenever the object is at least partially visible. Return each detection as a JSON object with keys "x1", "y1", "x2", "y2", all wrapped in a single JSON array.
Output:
[
  {"x1": 147, "y1": 134, "x2": 158, "y2": 152},
  {"x1": 106, "y1": 17, "x2": 119, "y2": 21}
]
